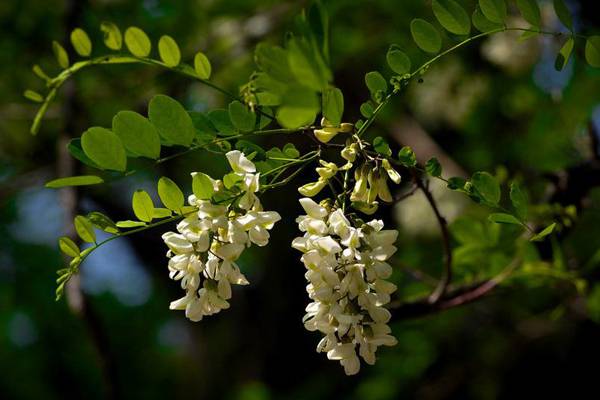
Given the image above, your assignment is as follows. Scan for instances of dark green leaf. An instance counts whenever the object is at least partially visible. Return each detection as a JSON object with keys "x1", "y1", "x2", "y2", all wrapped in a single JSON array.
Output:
[
  {"x1": 158, "y1": 35, "x2": 181, "y2": 67},
  {"x1": 70, "y1": 28, "x2": 92, "y2": 57},
  {"x1": 447, "y1": 176, "x2": 467, "y2": 191},
  {"x1": 124, "y1": 27, "x2": 151, "y2": 57},
  {"x1": 553, "y1": 0, "x2": 573, "y2": 31},
  {"x1": 365, "y1": 71, "x2": 388, "y2": 94},
  {"x1": 478, "y1": 0, "x2": 507, "y2": 24},
  {"x1": 471, "y1": 171, "x2": 500, "y2": 205},
  {"x1": 432, "y1": 0, "x2": 471, "y2": 35},
  {"x1": 509, "y1": 182, "x2": 528, "y2": 219},
  {"x1": 112, "y1": 110, "x2": 161, "y2": 159},
  {"x1": 386, "y1": 47, "x2": 411, "y2": 75},
  {"x1": 322, "y1": 87, "x2": 344, "y2": 126},
  {"x1": 373, "y1": 137, "x2": 392, "y2": 157},
  {"x1": 67, "y1": 138, "x2": 100, "y2": 169},
  {"x1": 52, "y1": 41, "x2": 69, "y2": 68},
  {"x1": 74, "y1": 215, "x2": 96, "y2": 243},
  {"x1": 398, "y1": 146, "x2": 417, "y2": 167},
  {"x1": 87, "y1": 211, "x2": 119, "y2": 234},
  {"x1": 228, "y1": 101, "x2": 256, "y2": 132},
  {"x1": 208, "y1": 109, "x2": 237, "y2": 136},
  {"x1": 46, "y1": 175, "x2": 104, "y2": 188},
  {"x1": 516, "y1": 0, "x2": 541, "y2": 27},
  {"x1": 425, "y1": 157, "x2": 442, "y2": 177},
  {"x1": 472, "y1": 6, "x2": 503, "y2": 32},
  {"x1": 192, "y1": 172, "x2": 214, "y2": 200},
  {"x1": 410, "y1": 19, "x2": 442, "y2": 54},
  {"x1": 585, "y1": 36, "x2": 600, "y2": 68},
  {"x1": 360, "y1": 102, "x2": 374, "y2": 118},
  {"x1": 132, "y1": 190, "x2": 154, "y2": 222},
  {"x1": 148, "y1": 95, "x2": 195, "y2": 146},
  {"x1": 81, "y1": 127, "x2": 127, "y2": 172},
  {"x1": 158, "y1": 177, "x2": 185, "y2": 212},
  {"x1": 100, "y1": 22, "x2": 122, "y2": 50},
  {"x1": 194, "y1": 52, "x2": 211, "y2": 79}
]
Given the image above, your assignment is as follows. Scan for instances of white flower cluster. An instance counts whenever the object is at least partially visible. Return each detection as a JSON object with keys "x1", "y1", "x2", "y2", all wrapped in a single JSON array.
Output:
[
  {"x1": 162, "y1": 151, "x2": 281, "y2": 321},
  {"x1": 292, "y1": 198, "x2": 399, "y2": 375}
]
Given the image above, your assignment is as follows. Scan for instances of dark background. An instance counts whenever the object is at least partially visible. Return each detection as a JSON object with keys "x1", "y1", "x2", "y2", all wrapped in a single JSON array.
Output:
[{"x1": 1, "y1": 0, "x2": 600, "y2": 399}]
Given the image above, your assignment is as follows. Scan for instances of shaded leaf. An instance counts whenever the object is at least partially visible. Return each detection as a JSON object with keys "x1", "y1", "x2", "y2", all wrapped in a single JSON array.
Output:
[
  {"x1": 510, "y1": 182, "x2": 528, "y2": 219},
  {"x1": 365, "y1": 71, "x2": 388, "y2": 94},
  {"x1": 516, "y1": 0, "x2": 541, "y2": 27},
  {"x1": 530, "y1": 223, "x2": 557, "y2": 242},
  {"x1": 585, "y1": 36, "x2": 600, "y2": 68},
  {"x1": 398, "y1": 146, "x2": 417, "y2": 167},
  {"x1": 386, "y1": 46, "x2": 411, "y2": 75},
  {"x1": 208, "y1": 109, "x2": 237, "y2": 136},
  {"x1": 478, "y1": 0, "x2": 507, "y2": 24},
  {"x1": 488, "y1": 213, "x2": 522, "y2": 225},
  {"x1": 553, "y1": 0, "x2": 573, "y2": 31},
  {"x1": 410, "y1": 19, "x2": 442, "y2": 54},
  {"x1": 471, "y1": 171, "x2": 500, "y2": 205},
  {"x1": 432, "y1": 0, "x2": 471, "y2": 35},
  {"x1": 322, "y1": 87, "x2": 344, "y2": 126},
  {"x1": 555, "y1": 37, "x2": 574, "y2": 71},
  {"x1": 228, "y1": 101, "x2": 256, "y2": 132},
  {"x1": 472, "y1": 6, "x2": 503, "y2": 32},
  {"x1": 373, "y1": 137, "x2": 392, "y2": 157},
  {"x1": 425, "y1": 157, "x2": 442, "y2": 177}
]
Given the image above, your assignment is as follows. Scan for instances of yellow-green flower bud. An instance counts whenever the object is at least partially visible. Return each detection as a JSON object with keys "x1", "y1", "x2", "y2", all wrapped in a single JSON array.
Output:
[
  {"x1": 298, "y1": 178, "x2": 328, "y2": 197},
  {"x1": 382, "y1": 159, "x2": 401, "y2": 184}
]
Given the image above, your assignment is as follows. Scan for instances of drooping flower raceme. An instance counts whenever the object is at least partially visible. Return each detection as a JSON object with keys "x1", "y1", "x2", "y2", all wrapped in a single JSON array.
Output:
[
  {"x1": 162, "y1": 151, "x2": 281, "y2": 321},
  {"x1": 292, "y1": 198, "x2": 399, "y2": 375}
]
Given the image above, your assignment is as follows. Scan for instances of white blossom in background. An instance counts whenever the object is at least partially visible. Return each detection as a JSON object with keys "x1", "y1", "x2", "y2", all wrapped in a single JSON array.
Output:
[
  {"x1": 292, "y1": 198, "x2": 399, "y2": 375},
  {"x1": 162, "y1": 151, "x2": 281, "y2": 321}
]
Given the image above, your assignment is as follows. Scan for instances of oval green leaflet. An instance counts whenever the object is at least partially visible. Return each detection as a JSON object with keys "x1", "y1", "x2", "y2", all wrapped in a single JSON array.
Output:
[
  {"x1": 228, "y1": 100, "x2": 256, "y2": 132},
  {"x1": 386, "y1": 46, "x2": 411, "y2": 75},
  {"x1": 148, "y1": 95, "x2": 195, "y2": 146},
  {"x1": 194, "y1": 52, "x2": 212, "y2": 79},
  {"x1": 478, "y1": 0, "x2": 507, "y2": 24},
  {"x1": 112, "y1": 110, "x2": 161, "y2": 159},
  {"x1": 100, "y1": 21, "x2": 122, "y2": 50},
  {"x1": 585, "y1": 36, "x2": 600, "y2": 68},
  {"x1": 45, "y1": 175, "x2": 104, "y2": 188},
  {"x1": 52, "y1": 41, "x2": 69, "y2": 68},
  {"x1": 124, "y1": 27, "x2": 152, "y2": 57},
  {"x1": 158, "y1": 177, "x2": 185, "y2": 212},
  {"x1": 74, "y1": 215, "x2": 96, "y2": 243},
  {"x1": 516, "y1": 0, "x2": 541, "y2": 28},
  {"x1": 322, "y1": 87, "x2": 344, "y2": 126},
  {"x1": 59, "y1": 236, "x2": 80, "y2": 257},
  {"x1": 81, "y1": 127, "x2": 127, "y2": 172},
  {"x1": 192, "y1": 172, "x2": 215, "y2": 200},
  {"x1": 70, "y1": 28, "x2": 92, "y2": 57},
  {"x1": 132, "y1": 190, "x2": 155, "y2": 223},
  {"x1": 158, "y1": 35, "x2": 181, "y2": 67},
  {"x1": 410, "y1": 19, "x2": 442, "y2": 54},
  {"x1": 432, "y1": 0, "x2": 471, "y2": 36}
]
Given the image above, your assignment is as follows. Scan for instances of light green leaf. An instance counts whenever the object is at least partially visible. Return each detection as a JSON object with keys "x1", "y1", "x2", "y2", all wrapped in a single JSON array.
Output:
[
  {"x1": 386, "y1": 47, "x2": 411, "y2": 75},
  {"x1": 32, "y1": 64, "x2": 50, "y2": 82},
  {"x1": 70, "y1": 28, "x2": 92, "y2": 57},
  {"x1": 112, "y1": 110, "x2": 161, "y2": 159},
  {"x1": 365, "y1": 71, "x2": 388, "y2": 94},
  {"x1": 24, "y1": 90, "x2": 44, "y2": 103},
  {"x1": 530, "y1": 223, "x2": 557, "y2": 242},
  {"x1": 207, "y1": 109, "x2": 237, "y2": 136},
  {"x1": 555, "y1": 37, "x2": 574, "y2": 71},
  {"x1": 322, "y1": 87, "x2": 344, "y2": 126},
  {"x1": 398, "y1": 146, "x2": 417, "y2": 167},
  {"x1": 283, "y1": 143, "x2": 300, "y2": 158},
  {"x1": 52, "y1": 41, "x2": 69, "y2": 68},
  {"x1": 81, "y1": 127, "x2": 127, "y2": 172},
  {"x1": 585, "y1": 36, "x2": 600, "y2": 68},
  {"x1": 87, "y1": 211, "x2": 119, "y2": 234},
  {"x1": 116, "y1": 220, "x2": 147, "y2": 228},
  {"x1": 509, "y1": 182, "x2": 528, "y2": 219},
  {"x1": 228, "y1": 101, "x2": 256, "y2": 132},
  {"x1": 74, "y1": 215, "x2": 96, "y2": 243},
  {"x1": 287, "y1": 37, "x2": 330, "y2": 91},
  {"x1": 471, "y1": 171, "x2": 500, "y2": 205},
  {"x1": 148, "y1": 95, "x2": 195, "y2": 146},
  {"x1": 158, "y1": 35, "x2": 181, "y2": 67},
  {"x1": 276, "y1": 85, "x2": 319, "y2": 129},
  {"x1": 153, "y1": 208, "x2": 172, "y2": 218},
  {"x1": 59, "y1": 237, "x2": 80, "y2": 257},
  {"x1": 194, "y1": 52, "x2": 211, "y2": 79},
  {"x1": 410, "y1": 19, "x2": 442, "y2": 54},
  {"x1": 223, "y1": 172, "x2": 243, "y2": 189},
  {"x1": 472, "y1": 6, "x2": 503, "y2": 32},
  {"x1": 478, "y1": 0, "x2": 507, "y2": 24},
  {"x1": 124, "y1": 27, "x2": 151, "y2": 57},
  {"x1": 192, "y1": 172, "x2": 214, "y2": 200},
  {"x1": 132, "y1": 190, "x2": 154, "y2": 222},
  {"x1": 425, "y1": 157, "x2": 442, "y2": 177},
  {"x1": 158, "y1": 177, "x2": 184, "y2": 212},
  {"x1": 516, "y1": 0, "x2": 541, "y2": 27},
  {"x1": 255, "y1": 43, "x2": 294, "y2": 82},
  {"x1": 432, "y1": 0, "x2": 471, "y2": 35},
  {"x1": 46, "y1": 175, "x2": 104, "y2": 188},
  {"x1": 100, "y1": 22, "x2": 122, "y2": 50},
  {"x1": 553, "y1": 0, "x2": 573, "y2": 31},
  {"x1": 488, "y1": 213, "x2": 522, "y2": 225}
]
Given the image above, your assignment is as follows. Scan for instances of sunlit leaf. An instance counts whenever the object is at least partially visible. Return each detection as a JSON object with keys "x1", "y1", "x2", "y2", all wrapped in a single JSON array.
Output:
[
  {"x1": 116, "y1": 220, "x2": 146, "y2": 228},
  {"x1": 81, "y1": 127, "x2": 127, "y2": 172},
  {"x1": 192, "y1": 172, "x2": 214, "y2": 200},
  {"x1": 87, "y1": 211, "x2": 119, "y2": 234},
  {"x1": 100, "y1": 22, "x2": 122, "y2": 50},
  {"x1": 45, "y1": 175, "x2": 104, "y2": 188},
  {"x1": 52, "y1": 41, "x2": 69, "y2": 68},
  {"x1": 228, "y1": 100, "x2": 256, "y2": 132},
  {"x1": 70, "y1": 28, "x2": 92, "y2": 57},
  {"x1": 59, "y1": 237, "x2": 80, "y2": 257},
  {"x1": 322, "y1": 87, "x2": 344, "y2": 126},
  {"x1": 153, "y1": 208, "x2": 172, "y2": 218},
  {"x1": 488, "y1": 213, "x2": 522, "y2": 225},
  {"x1": 194, "y1": 52, "x2": 211, "y2": 79},
  {"x1": 373, "y1": 137, "x2": 392, "y2": 157},
  {"x1": 158, "y1": 35, "x2": 181, "y2": 67},
  {"x1": 124, "y1": 26, "x2": 151, "y2": 57},
  {"x1": 132, "y1": 190, "x2": 154, "y2": 222},
  {"x1": 158, "y1": 177, "x2": 185, "y2": 212},
  {"x1": 530, "y1": 223, "x2": 557, "y2": 242},
  {"x1": 148, "y1": 95, "x2": 195, "y2": 146},
  {"x1": 112, "y1": 110, "x2": 161, "y2": 159},
  {"x1": 24, "y1": 90, "x2": 44, "y2": 103},
  {"x1": 276, "y1": 85, "x2": 319, "y2": 129},
  {"x1": 555, "y1": 37, "x2": 574, "y2": 71},
  {"x1": 74, "y1": 215, "x2": 96, "y2": 243}
]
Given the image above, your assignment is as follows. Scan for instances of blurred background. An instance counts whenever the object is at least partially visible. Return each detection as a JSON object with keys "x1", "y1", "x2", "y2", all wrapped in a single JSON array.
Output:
[{"x1": 1, "y1": 0, "x2": 600, "y2": 399}]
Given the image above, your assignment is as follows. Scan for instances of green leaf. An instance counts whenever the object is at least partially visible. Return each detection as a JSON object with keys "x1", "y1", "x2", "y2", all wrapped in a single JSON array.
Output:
[
  {"x1": 432, "y1": 0, "x2": 471, "y2": 35},
  {"x1": 365, "y1": 71, "x2": 388, "y2": 94},
  {"x1": 158, "y1": 177, "x2": 185, "y2": 212},
  {"x1": 447, "y1": 176, "x2": 467, "y2": 191},
  {"x1": 518, "y1": 30, "x2": 539, "y2": 42},
  {"x1": 555, "y1": 37, "x2": 574, "y2": 71},
  {"x1": 471, "y1": 171, "x2": 500, "y2": 205},
  {"x1": 100, "y1": 22, "x2": 122, "y2": 50},
  {"x1": 148, "y1": 95, "x2": 195, "y2": 146},
  {"x1": 228, "y1": 101, "x2": 256, "y2": 132},
  {"x1": 553, "y1": 0, "x2": 573, "y2": 31},
  {"x1": 254, "y1": 43, "x2": 294, "y2": 82},
  {"x1": 223, "y1": 172, "x2": 243, "y2": 189},
  {"x1": 516, "y1": 0, "x2": 541, "y2": 27},
  {"x1": 59, "y1": 237, "x2": 80, "y2": 257},
  {"x1": 410, "y1": 19, "x2": 442, "y2": 54},
  {"x1": 74, "y1": 215, "x2": 96, "y2": 243},
  {"x1": 132, "y1": 190, "x2": 154, "y2": 222},
  {"x1": 32, "y1": 64, "x2": 50, "y2": 82},
  {"x1": 194, "y1": 52, "x2": 212, "y2": 79},
  {"x1": 236, "y1": 140, "x2": 265, "y2": 159},
  {"x1": 87, "y1": 211, "x2": 119, "y2": 234},
  {"x1": 153, "y1": 208, "x2": 172, "y2": 218},
  {"x1": 509, "y1": 182, "x2": 528, "y2": 219},
  {"x1": 45, "y1": 175, "x2": 104, "y2": 188},
  {"x1": 478, "y1": 0, "x2": 507, "y2": 24},
  {"x1": 52, "y1": 41, "x2": 69, "y2": 68},
  {"x1": 425, "y1": 157, "x2": 442, "y2": 177},
  {"x1": 70, "y1": 28, "x2": 92, "y2": 57},
  {"x1": 192, "y1": 172, "x2": 214, "y2": 200},
  {"x1": 386, "y1": 47, "x2": 411, "y2": 75},
  {"x1": 585, "y1": 36, "x2": 600, "y2": 68},
  {"x1": 276, "y1": 85, "x2": 319, "y2": 129},
  {"x1": 472, "y1": 6, "x2": 503, "y2": 32},
  {"x1": 283, "y1": 143, "x2": 300, "y2": 158},
  {"x1": 488, "y1": 213, "x2": 522, "y2": 225},
  {"x1": 530, "y1": 223, "x2": 557, "y2": 242},
  {"x1": 322, "y1": 87, "x2": 344, "y2": 126},
  {"x1": 158, "y1": 35, "x2": 181, "y2": 67},
  {"x1": 360, "y1": 102, "x2": 374, "y2": 118},
  {"x1": 373, "y1": 137, "x2": 392, "y2": 157},
  {"x1": 24, "y1": 90, "x2": 44, "y2": 103},
  {"x1": 398, "y1": 146, "x2": 417, "y2": 167},
  {"x1": 124, "y1": 26, "x2": 151, "y2": 57},
  {"x1": 207, "y1": 109, "x2": 237, "y2": 136},
  {"x1": 116, "y1": 220, "x2": 146, "y2": 228},
  {"x1": 112, "y1": 111, "x2": 161, "y2": 159},
  {"x1": 67, "y1": 138, "x2": 100, "y2": 169},
  {"x1": 287, "y1": 37, "x2": 330, "y2": 91},
  {"x1": 81, "y1": 127, "x2": 127, "y2": 172}
]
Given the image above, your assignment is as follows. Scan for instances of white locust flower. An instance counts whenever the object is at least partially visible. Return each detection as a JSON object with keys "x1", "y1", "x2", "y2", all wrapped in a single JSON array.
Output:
[{"x1": 162, "y1": 150, "x2": 280, "y2": 322}]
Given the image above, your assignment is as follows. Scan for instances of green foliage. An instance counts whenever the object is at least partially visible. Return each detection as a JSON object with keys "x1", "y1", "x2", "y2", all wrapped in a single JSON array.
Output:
[
  {"x1": 478, "y1": 0, "x2": 507, "y2": 24},
  {"x1": 585, "y1": 36, "x2": 600, "y2": 67},
  {"x1": 208, "y1": 109, "x2": 237, "y2": 136},
  {"x1": 158, "y1": 35, "x2": 181, "y2": 67},
  {"x1": 410, "y1": 19, "x2": 442, "y2": 54},
  {"x1": 373, "y1": 136, "x2": 392, "y2": 157},
  {"x1": 398, "y1": 146, "x2": 417, "y2": 167},
  {"x1": 555, "y1": 37, "x2": 574, "y2": 71},
  {"x1": 158, "y1": 177, "x2": 185, "y2": 213},
  {"x1": 23, "y1": 90, "x2": 43, "y2": 102},
  {"x1": 52, "y1": 41, "x2": 69, "y2": 68},
  {"x1": 470, "y1": 171, "x2": 500, "y2": 205},
  {"x1": 100, "y1": 21, "x2": 122, "y2": 50},
  {"x1": 81, "y1": 127, "x2": 127, "y2": 171},
  {"x1": 432, "y1": 0, "x2": 471, "y2": 36},
  {"x1": 386, "y1": 46, "x2": 411, "y2": 75},
  {"x1": 58, "y1": 237, "x2": 80, "y2": 258},
  {"x1": 360, "y1": 102, "x2": 374, "y2": 118},
  {"x1": 194, "y1": 52, "x2": 212, "y2": 79},
  {"x1": 425, "y1": 157, "x2": 442, "y2": 177},
  {"x1": 132, "y1": 190, "x2": 155, "y2": 222},
  {"x1": 516, "y1": 0, "x2": 541, "y2": 28},
  {"x1": 472, "y1": 5, "x2": 503, "y2": 32},
  {"x1": 112, "y1": 111, "x2": 161, "y2": 159},
  {"x1": 124, "y1": 27, "x2": 152, "y2": 57},
  {"x1": 322, "y1": 87, "x2": 344, "y2": 126},
  {"x1": 530, "y1": 223, "x2": 557, "y2": 242},
  {"x1": 553, "y1": 0, "x2": 573, "y2": 31},
  {"x1": 509, "y1": 182, "x2": 528, "y2": 219},
  {"x1": 148, "y1": 95, "x2": 195, "y2": 146},
  {"x1": 365, "y1": 71, "x2": 388, "y2": 95},
  {"x1": 45, "y1": 175, "x2": 104, "y2": 188},
  {"x1": 70, "y1": 28, "x2": 92, "y2": 57},
  {"x1": 228, "y1": 101, "x2": 256, "y2": 132},
  {"x1": 87, "y1": 211, "x2": 119, "y2": 234},
  {"x1": 276, "y1": 85, "x2": 319, "y2": 128},
  {"x1": 488, "y1": 213, "x2": 522, "y2": 225},
  {"x1": 74, "y1": 215, "x2": 96, "y2": 243},
  {"x1": 192, "y1": 172, "x2": 215, "y2": 200}
]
